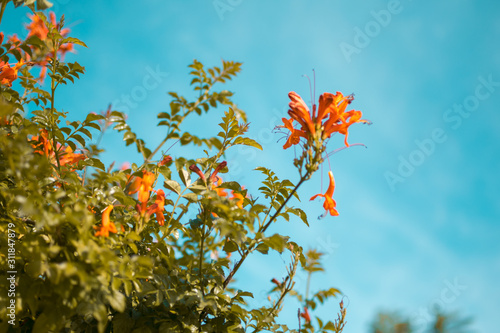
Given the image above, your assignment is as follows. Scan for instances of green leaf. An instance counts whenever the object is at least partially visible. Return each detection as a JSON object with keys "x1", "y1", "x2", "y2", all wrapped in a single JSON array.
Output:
[
  {"x1": 61, "y1": 36, "x2": 88, "y2": 48},
  {"x1": 289, "y1": 208, "x2": 309, "y2": 227},
  {"x1": 107, "y1": 290, "x2": 126, "y2": 312},
  {"x1": 263, "y1": 234, "x2": 289, "y2": 253},
  {"x1": 178, "y1": 167, "x2": 190, "y2": 186},
  {"x1": 70, "y1": 133, "x2": 86, "y2": 146},
  {"x1": 223, "y1": 240, "x2": 238, "y2": 253},
  {"x1": 164, "y1": 180, "x2": 181, "y2": 195},
  {"x1": 78, "y1": 127, "x2": 92, "y2": 139},
  {"x1": 233, "y1": 137, "x2": 263, "y2": 150},
  {"x1": 182, "y1": 192, "x2": 198, "y2": 203},
  {"x1": 255, "y1": 243, "x2": 269, "y2": 255},
  {"x1": 85, "y1": 112, "x2": 105, "y2": 122},
  {"x1": 217, "y1": 181, "x2": 241, "y2": 192}
]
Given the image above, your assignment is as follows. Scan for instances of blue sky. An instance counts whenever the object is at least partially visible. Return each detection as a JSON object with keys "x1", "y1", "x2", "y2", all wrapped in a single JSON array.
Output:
[{"x1": 3, "y1": 0, "x2": 500, "y2": 331}]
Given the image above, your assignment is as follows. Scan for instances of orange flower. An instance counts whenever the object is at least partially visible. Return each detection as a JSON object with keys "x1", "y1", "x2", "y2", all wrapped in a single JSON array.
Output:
[
  {"x1": 281, "y1": 118, "x2": 307, "y2": 149},
  {"x1": 271, "y1": 278, "x2": 281, "y2": 287},
  {"x1": 58, "y1": 42, "x2": 75, "y2": 60},
  {"x1": 212, "y1": 177, "x2": 228, "y2": 197},
  {"x1": 0, "y1": 32, "x2": 3, "y2": 45},
  {"x1": 31, "y1": 129, "x2": 86, "y2": 167},
  {"x1": 229, "y1": 188, "x2": 245, "y2": 209},
  {"x1": 310, "y1": 171, "x2": 339, "y2": 216},
  {"x1": 126, "y1": 176, "x2": 142, "y2": 195},
  {"x1": 149, "y1": 189, "x2": 166, "y2": 226},
  {"x1": 300, "y1": 307, "x2": 311, "y2": 323},
  {"x1": 0, "y1": 59, "x2": 26, "y2": 87},
  {"x1": 26, "y1": 14, "x2": 49, "y2": 40},
  {"x1": 127, "y1": 170, "x2": 156, "y2": 212},
  {"x1": 138, "y1": 171, "x2": 155, "y2": 203},
  {"x1": 31, "y1": 129, "x2": 52, "y2": 156},
  {"x1": 325, "y1": 110, "x2": 368, "y2": 146},
  {"x1": 159, "y1": 155, "x2": 172, "y2": 166},
  {"x1": 283, "y1": 91, "x2": 368, "y2": 148},
  {"x1": 189, "y1": 164, "x2": 206, "y2": 182},
  {"x1": 321, "y1": 91, "x2": 368, "y2": 145},
  {"x1": 209, "y1": 161, "x2": 227, "y2": 183},
  {"x1": 136, "y1": 189, "x2": 165, "y2": 226},
  {"x1": 59, "y1": 146, "x2": 86, "y2": 166},
  {"x1": 288, "y1": 92, "x2": 316, "y2": 136},
  {"x1": 94, "y1": 205, "x2": 117, "y2": 237}
]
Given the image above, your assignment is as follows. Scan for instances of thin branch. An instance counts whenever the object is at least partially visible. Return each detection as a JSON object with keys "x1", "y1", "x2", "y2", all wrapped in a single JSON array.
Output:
[{"x1": 222, "y1": 173, "x2": 308, "y2": 289}]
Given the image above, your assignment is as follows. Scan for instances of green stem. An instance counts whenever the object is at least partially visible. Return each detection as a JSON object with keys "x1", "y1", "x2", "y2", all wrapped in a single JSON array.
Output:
[
  {"x1": 305, "y1": 272, "x2": 311, "y2": 301},
  {"x1": 199, "y1": 221, "x2": 205, "y2": 294},
  {"x1": 145, "y1": 95, "x2": 206, "y2": 164},
  {"x1": 222, "y1": 174, "x2": 308, "y2": 289},
  {"x1": 145, "y1": 65, "x2": 232, "y2": 164},
  {"x1": 49, "y1": 52, "x2": 63, "y2": 174}
]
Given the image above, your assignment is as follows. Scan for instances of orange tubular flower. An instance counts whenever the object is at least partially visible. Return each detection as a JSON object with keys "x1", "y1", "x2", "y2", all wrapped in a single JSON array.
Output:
[
  {"x1": 59, "y1": 146, "x2": 86, "y2": 166},
  {"x1": 281, "y1": 118, "x2": 307, "y2": 149},
  {"x1": 139, "y1": 171, "x2": 155, "y2": 203},
  {"x1": 288, "y1": 92, "x2": 316, "y2": 136},
  {"x1": 321, "y1": 92, "x2": 368, "y2": 145},
  {"x1": 271, "y1": 278, "x2": 281, "y2": 287},
  {"x1": 94, "y1": 205, "x2": 117, "y2": 237},
  {"x1": 283, "y1": 90, "x2": 368, "y2": 148},
  {"x1": 210, "y1": 161, "x2": 227, "y2": 184},
  {"x1": 126, "y1": 176, "x2": 142, "y2": 195},
  {"x1": 159, "y1": 155, "x2": 172, "y2": 166},
  {"x1": 229, "y1": 189, "x2": 245, "y2": 209},
  {"x1": 127, "y1": 170, "x2": 156, "y2": 211},
  {"x1": 189, "y1": 164, "x2": 206, "y2": 182},
  {"x1": 0, "y1": 32, "x2": 3, "y2": 45},
  {"x1": 58, "y1": 43, "x2": 75, "y2": 60},
  {"x1": 27, "y1": 14, "x2": 49, "y2": 40},
  {"x1": 144, "y1": 189, "x2": 166, "y2": 225},
  {"x1": 0, "y1": 59, "x2": 26, "y2": 87},
  {"x1": 300, "y1": 307, "x2": 311, "y2": 323},
  {"x1": 310, "y1": 171, "x2": 339, "y2": 216},
  {"x1": 7, "y1": 34, "x2": 20, "y2": 45},
  {"x1": 213, "y1": 177, "x2": 228, "y2": 197},
  {"x1": 31, "y1": 130, "x2": 86, "y2": 167},
  {"x1": 326, "y1": 110, "x2": 369, "y2": 146},
  {"x1": 31, "y1": 129, "x2": 52, "y2": 156},
  {"x1": 153, "y1": 189, "x2": 165, "y2": 226}
]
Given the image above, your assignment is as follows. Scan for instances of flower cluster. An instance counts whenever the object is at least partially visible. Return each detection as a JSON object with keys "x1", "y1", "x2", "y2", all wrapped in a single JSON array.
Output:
[
  {"x1": 127, "y1": 170, "x2": 166, "y2": 225},
  {"x1": 94, "y1": 205, "x2": 117, "y2": 237},
  {"x1": 281, "y1": 91, "x2": 369, "y2": 217},
  {"x1": 283, "y1": 91, "x2": 368, "y2": 149},
  {"x1": 0, "y1": 12, "x2": 75, "y2": 87},
  {"x1": 95, "y1": 169, "x2": 168, "y2": 237},
  {"x1": 27, "y1": 12, "x2": 75, "y2": 82},
  {"x1": 31, "y1": 129, "x2": 86, "y2": 168},
  {"x1": 0, "y1": 58, "x2": 27, "y2": 87}
]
